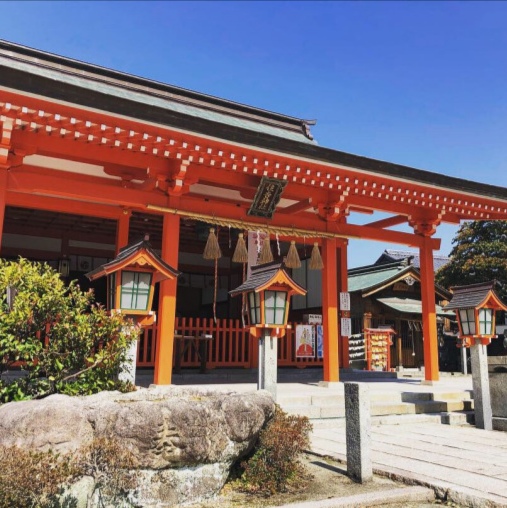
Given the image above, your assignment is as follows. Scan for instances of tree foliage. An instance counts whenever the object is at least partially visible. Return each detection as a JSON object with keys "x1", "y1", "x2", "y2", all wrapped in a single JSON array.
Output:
[
  {"x1": 0, "y1": 258, "x2": 138, "y2": 403},
  {"x1": 435, "y1": 221, "x2": 507, "y2": 299}
]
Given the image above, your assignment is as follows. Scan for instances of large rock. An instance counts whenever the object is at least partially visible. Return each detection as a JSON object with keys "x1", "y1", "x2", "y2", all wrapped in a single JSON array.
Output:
[{"x1": 0, "y1": 386, "x2": 275, "y2": 506}]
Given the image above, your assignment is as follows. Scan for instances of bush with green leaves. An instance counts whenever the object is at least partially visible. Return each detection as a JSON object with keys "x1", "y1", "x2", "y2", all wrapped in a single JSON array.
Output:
[
  {"x1": 0, "y1": 257, "x2": 138, "y2": 403},
  {"x1": 238, "y1": 405, "x2": 313, "y2": 495}
]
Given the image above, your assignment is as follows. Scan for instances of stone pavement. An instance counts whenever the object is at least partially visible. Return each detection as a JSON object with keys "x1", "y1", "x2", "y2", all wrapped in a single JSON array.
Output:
[{"x1": 311, "y1": 420, "x2": 507, "y2": 507}]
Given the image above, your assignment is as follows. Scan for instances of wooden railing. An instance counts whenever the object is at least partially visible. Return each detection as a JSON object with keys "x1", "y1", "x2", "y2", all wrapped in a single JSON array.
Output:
[{"x1": 137, "y1": 318, "x2": 324, "y2": 369}]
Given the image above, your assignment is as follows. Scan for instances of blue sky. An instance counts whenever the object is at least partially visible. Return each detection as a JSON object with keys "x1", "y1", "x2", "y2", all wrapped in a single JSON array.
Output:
[{"x1": 2, "y1": 1, "x2": 506, "y2": 267}]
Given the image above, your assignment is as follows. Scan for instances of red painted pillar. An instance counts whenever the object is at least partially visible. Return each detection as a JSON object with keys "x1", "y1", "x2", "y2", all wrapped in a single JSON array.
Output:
[
  {"x1": 115, "y1": 209, "x2": 131, "y2": 254},
  {"x1": 154, "y1": 212, "x2": 180, "y2": 385},
  {"x1": 337, "y1": 239, "x2": 349, "y2": 368},
  {"x1": 322, "y1": 238, "x2": 339, "y2": 382},
  {"x1": 419, "y1": 235, "x2": 439, "y2": 382},
  {"x1": 0, "y1": 169, "x2": 7, "y2": 253}
]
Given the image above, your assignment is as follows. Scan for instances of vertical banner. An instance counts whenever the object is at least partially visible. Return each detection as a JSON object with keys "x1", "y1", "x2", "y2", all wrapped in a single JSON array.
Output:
[
  {"x1": 296, "y1": 324, "x2": 315, "y2": 358},
  {"x1": 316, "y1": 325, "x2": 324, "y2": 358}
]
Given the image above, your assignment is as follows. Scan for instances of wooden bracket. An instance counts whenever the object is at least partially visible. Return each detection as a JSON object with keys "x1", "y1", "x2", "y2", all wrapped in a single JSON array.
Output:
[
  {"x1": 317, "y1": 199, "x2": 348, "y2": 222},
  {"x1": 167, "y1": 160, "x2": 189, "y2": 196},
  {"x1": 409, "y1": 211, "x2": 445, "y2": 236},
  {"x1": 0, "y1": 118, "x2": 14, "y2": 169}
]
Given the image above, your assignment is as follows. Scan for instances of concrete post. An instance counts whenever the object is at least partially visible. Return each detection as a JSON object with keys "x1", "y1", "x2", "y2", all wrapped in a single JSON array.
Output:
[
  {"x1": 470, "y1": 343, "x2": 493, "y2": 430},
  {"x1": 345, "y1": 382, "x2": 373, "y2": 483},
  {"x1": 258, "y1": 330, "x2": 277, "y2": 400}
]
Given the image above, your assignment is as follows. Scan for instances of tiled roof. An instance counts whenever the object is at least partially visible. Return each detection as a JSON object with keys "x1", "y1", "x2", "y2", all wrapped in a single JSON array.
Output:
[
  {"x1": 230, "y1": 262, "x2": 283, "y2": 296},
  {"x1": 229, "y1": 262, "x2": 306, "y2": 297},
  {"x1": 348, "y1": 262, "x2": 417, "y2": 293},
  {"x1": 374, "y1": 249, "x2": 450, "y2": 271},
  {"x1": 0, "y1": 40, "x2": 315, "y2": 146},
  {"x1": 348, "y1": 260, "x2": 452, "y2": 299},
  {"x1": 85, "y1": 237, "x2": 180, "y2": 281},
  {"x1": 445, "y1": 281, "x2": 501, "y2": 310}
]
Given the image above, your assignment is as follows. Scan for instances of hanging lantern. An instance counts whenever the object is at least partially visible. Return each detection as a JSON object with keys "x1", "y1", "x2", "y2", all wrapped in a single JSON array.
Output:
[
  {"x1": 285, "y1": 240, "x2": 301, "y2": 269},
  {"x1": 258, "y1": 235, "x2": 274, "y2": 265},
  {"x1": 232, "y1": 232, "x2": 248, "y2": 264},
  {"x1": 309, "y1": 242, "x2": 324, "y2": 270}
]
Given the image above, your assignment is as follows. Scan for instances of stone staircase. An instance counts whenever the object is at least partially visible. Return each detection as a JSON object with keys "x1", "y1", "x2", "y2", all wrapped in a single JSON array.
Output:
[{"x1": 278, "y1": 389, "x2": 475, "y2": 428}]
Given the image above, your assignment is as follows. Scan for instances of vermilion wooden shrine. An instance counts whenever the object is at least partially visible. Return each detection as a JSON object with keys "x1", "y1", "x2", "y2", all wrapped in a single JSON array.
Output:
[{"x1": 1, "y1": 40, "x2": 507, "y2": 385}]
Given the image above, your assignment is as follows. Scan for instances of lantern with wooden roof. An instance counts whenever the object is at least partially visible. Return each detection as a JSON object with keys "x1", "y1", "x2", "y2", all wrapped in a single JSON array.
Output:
[
  {"x1": 229, "y1": 262, "x2": 306, "y2": 338},
  {"x1": 445, "y1": 281, "x2": 507, "y2": 347},
  {"x1": 86, "y1": 235, "x2": 180, "y2": 326}
]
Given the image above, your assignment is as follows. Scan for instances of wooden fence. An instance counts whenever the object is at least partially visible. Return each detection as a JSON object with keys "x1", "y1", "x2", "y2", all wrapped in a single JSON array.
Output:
[{"x1": 137, "y1": 318, "x2": 324, "y2": 369}]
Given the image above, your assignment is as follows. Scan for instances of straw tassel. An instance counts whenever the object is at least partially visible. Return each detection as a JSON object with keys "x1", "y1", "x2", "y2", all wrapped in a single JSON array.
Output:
[
  {"x1": 285, "y1": 240, "x2": 301, "y2": 269},
  {"x1": 202, "y1": 227, "x2": 221, "y2": 323},
  {"x1": 232, "y1": 232, "x2": 248, "y2": 264},
  {"x1": 203, "y1": 228, "x2": 222, "y2": 260},
  {"x1": 258, "y1": 235, "x2": 274, "y2": 264},
  {"x1": 309, "y1": 242, "x2": 324, "y2": 270}
]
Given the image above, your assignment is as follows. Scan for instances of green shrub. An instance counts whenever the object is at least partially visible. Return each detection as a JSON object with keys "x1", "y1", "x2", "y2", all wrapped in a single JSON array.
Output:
[
  {"x1": 0, "y1": 258, "x2": 138, "y2": 403},
  {"x1": 238, "y1": 405, "x2": 313, "y2": 495}
]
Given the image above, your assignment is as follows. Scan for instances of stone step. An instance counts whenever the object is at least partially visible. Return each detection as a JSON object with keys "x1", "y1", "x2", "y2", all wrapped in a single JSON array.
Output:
[
  {"x1": 277, "y1": 394, "x2": 344, "y2": 407},
  {"x1": 369, "y1": 390, "x2": 472, "y2": 404},
  {"x1": 279, "y1": 390, "x2": 472, "y2": 407},
  {"x1": 310, "y1": 413, "x2": 444, "y2": 429},
  {"x1": 440, "y1": 411, "x2": 475, "y2": 426},
  {"x1": 279, "y1": 391, "x2": 474, "y2": 421},
  {"x1": 370, "y1": 391, "x2": 432, "y2": 403},
  {"x1": 370, "y1": 399, "x2": 473, "y2": 416},
  {"x1": 282, "y1": 404, "x2": 345, "y2": 419}
]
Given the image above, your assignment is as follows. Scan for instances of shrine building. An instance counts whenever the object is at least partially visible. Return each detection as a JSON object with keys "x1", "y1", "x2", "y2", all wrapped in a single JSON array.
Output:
[{"x1": 1, "y1": 40, "x2": 507, "y2": 385}]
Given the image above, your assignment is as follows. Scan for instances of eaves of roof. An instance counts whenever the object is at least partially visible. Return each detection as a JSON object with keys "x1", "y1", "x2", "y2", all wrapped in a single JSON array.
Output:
[
  {"x1": 377, "y1": 297, "x2": 454, "y2": 317},
  {"x1": 348, "y1": 264, "x2": 416, "y2": 294},
  {"x1": 348, "y1": 262, "x2": 451, "y2": 300},
  {"x1": 1, "y1": 40, "x2": 507, "y2": 203}
]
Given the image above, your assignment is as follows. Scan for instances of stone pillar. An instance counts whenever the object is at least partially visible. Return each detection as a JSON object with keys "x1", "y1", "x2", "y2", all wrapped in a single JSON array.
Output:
[
  {"x1": 118, "y1": 326, "x2": 139, "y2": 385},
  {"x1": 258, "y1": 329, "x2": 277, "y2": 400},
  {"x1": 470, "y1": 343, "x2": 493, "y2": 430},
  {"x1": 345, "y1": 382, "x2": 373, "y2": 483}
]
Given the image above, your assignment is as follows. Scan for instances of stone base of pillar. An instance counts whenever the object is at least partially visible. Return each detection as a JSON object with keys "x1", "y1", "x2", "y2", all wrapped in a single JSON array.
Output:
[{"x1": 318, "y1": 381, "x2": 342, "y2": 389}]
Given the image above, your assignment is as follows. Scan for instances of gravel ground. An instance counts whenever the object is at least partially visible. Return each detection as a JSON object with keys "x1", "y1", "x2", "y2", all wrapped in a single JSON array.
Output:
[{"x1": 178, "y1": 454, "x2": 458, "y2": 508}]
